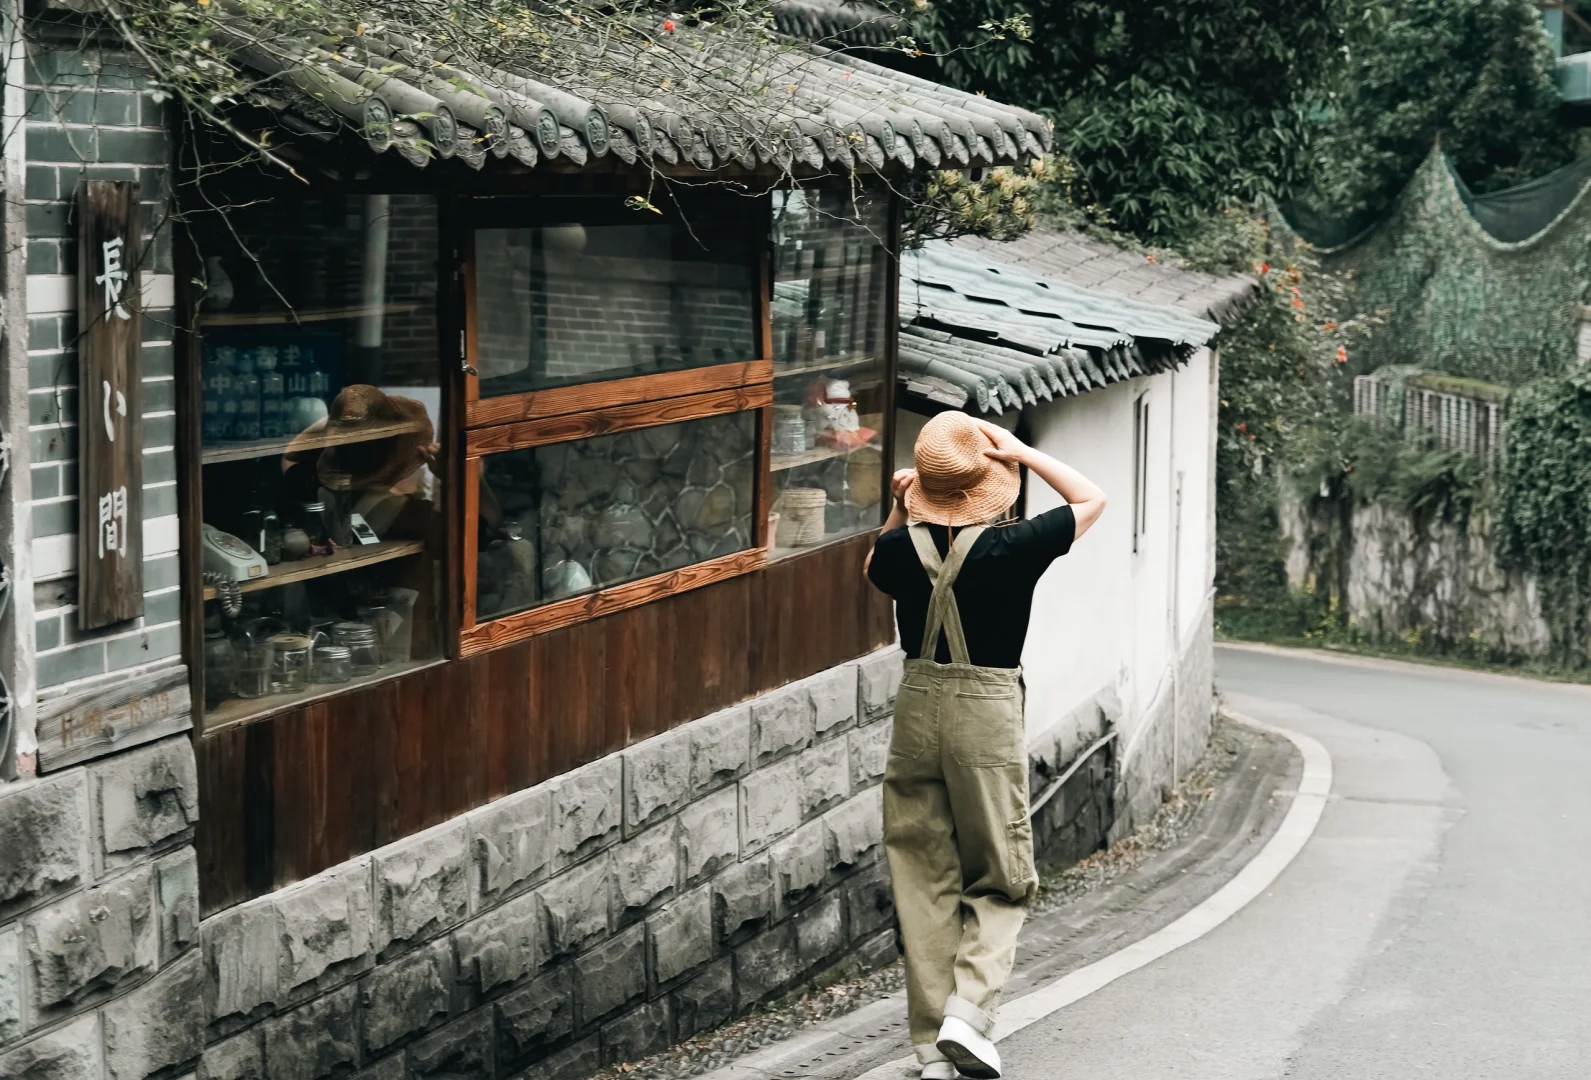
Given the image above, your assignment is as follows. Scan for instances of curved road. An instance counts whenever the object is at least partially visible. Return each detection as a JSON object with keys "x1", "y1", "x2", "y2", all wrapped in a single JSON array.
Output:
[{"x1": 995, "y1": 644, "x2": 1591, "y2": 1078}]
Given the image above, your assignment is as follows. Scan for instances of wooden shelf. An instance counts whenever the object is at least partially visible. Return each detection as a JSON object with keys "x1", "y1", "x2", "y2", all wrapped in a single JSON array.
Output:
[
  {"x1": 204, "y1": 657, "x2": 438, "y2": 732},
  {"x1": 201, "y1": 418, "x2": 430, "y2": 464},
  {"x1": 772, "y1": 353, "x2": 880, "y2": 380},
  {"x1": 771, "y1": 442, "x2": 879, "y2": 472},
  {"x1": 199, "y1": 303, "x2": 424, "y2": 328},
  {"x1": 202, "y1": 540, "x2": 425, "y2": 599}
]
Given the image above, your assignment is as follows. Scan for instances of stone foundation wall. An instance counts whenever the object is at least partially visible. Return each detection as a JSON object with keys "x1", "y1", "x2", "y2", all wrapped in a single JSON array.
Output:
[
  {"x1": 0, "y1": 736, "x2": 201, "y2": 1079},
  {"x1": 192, "y1": 649, "x2": 905, "y2": 1080},
  {"x1": 0, "y1": 629, "x2": 1214, "y2": 1080},
  {"x1": 1026, "y1": 600, "x2": 1216, "y2": 853}
]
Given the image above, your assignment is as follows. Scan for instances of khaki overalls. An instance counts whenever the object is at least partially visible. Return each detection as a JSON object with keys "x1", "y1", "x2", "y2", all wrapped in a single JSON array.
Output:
[{"x1": 883, "y1": 524, "x2": 1037, "y2": 1052}]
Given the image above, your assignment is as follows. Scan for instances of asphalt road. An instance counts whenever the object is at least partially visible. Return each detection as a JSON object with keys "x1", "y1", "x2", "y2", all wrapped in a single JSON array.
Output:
[{"x1": 996, "y1": 644, "x2": 1591, "y2": 1079}]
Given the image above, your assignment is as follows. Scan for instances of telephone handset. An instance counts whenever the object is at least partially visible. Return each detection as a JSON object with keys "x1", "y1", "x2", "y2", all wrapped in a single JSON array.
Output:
[{"x1": 203, "y1": 524, "x2": 269, "y2": 582}]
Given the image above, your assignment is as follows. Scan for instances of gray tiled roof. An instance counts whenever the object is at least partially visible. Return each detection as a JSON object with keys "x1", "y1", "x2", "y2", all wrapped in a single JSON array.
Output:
[
  {"x1": 225, "y1": 19, "x2": 1049, "y2": 173},
  {"x1": 899, "y1": 236, "x2": 1252, "y2": 415},
  {"x1": 953, "y1": 228, "x2": 1259, "y2": 324},
  {"x1": 772, "y1": 0, "x2": 903, "y2": 46}
]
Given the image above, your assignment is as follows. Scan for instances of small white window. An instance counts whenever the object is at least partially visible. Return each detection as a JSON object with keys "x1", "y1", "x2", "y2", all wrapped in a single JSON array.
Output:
[{"x1": 1132, "y1": 392, "x2": 1149, "y2": 553}]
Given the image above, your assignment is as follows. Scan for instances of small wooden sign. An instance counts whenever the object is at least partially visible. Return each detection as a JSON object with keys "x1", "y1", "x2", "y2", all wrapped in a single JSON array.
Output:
[
  {"x1": 77, "y1": 180, "x2": 145, "y2": 629},
  {"x1": 36, "y1": 665, "x2": 192, "y2": 773}
]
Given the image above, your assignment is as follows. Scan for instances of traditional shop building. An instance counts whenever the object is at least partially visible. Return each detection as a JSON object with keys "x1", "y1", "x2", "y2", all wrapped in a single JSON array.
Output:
[
  {"x1": 0, "y1": 13, "x2": 1067, "y2": 1080},
  {"x1": 0, "y1": 8, "x2": 1254, "y2": 1078}
]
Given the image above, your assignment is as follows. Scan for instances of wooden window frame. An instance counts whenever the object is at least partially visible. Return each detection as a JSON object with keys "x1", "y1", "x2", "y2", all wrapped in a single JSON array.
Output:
[
  {"x1": 457, "y1": 192, "x2": 778, "y2": 656},
  {"x1": 460, "y1": 194, "x2": 772, "y2": 429}
]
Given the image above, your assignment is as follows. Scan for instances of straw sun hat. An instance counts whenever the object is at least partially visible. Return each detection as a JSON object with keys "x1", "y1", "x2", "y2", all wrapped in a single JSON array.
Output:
[{"x1": 904, "y1": 411, "x2": 1020, "y2": 526}]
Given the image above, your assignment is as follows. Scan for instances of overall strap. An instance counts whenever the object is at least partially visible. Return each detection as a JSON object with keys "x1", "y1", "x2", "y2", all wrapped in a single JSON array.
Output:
[{"x1": 908, "y1": 524, "x2": 986, "y2": 665}]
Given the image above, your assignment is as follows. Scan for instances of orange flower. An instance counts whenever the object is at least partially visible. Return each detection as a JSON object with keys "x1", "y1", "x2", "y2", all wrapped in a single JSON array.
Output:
[
  {"x1": 1146, "y1": 253, "x2": 1157, "y2": 263},
  {"x1": 1324, "y1": 319, "x2": 1338, "y2": 332},
  {"x1": 1336, "y1": 346, "x2": 1348, "y2": 364},
  {"x1": 1292, "y1": 298, "x2": 1305, "y2": 310},
  {"x1": 663, "y1": 18, "x2": 676, "y2": 32}
]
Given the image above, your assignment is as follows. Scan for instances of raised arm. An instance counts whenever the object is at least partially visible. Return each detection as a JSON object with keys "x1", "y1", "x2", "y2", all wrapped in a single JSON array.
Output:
[
  {"x1": 974, "y1": 419, "x2": 1108, "y2": 540},
  {"x1": 864, "y1": 468, "x2": 916, "y2": 579}
]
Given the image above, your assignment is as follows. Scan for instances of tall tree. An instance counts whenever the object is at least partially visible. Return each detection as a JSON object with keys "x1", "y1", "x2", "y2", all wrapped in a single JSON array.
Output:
[
  {"x1": 1310, "y1": 0, "x2": 1573, "y2": 219},
  {"x1": 911, "y1": 0, "x2": 1355, "y2": 240}
]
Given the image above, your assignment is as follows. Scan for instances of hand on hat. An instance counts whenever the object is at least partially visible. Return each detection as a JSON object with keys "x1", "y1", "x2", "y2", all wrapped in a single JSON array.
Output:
[
  {"x1": 971, "y1": 418, "x2": 1029, "y2": 465},
  {"x1": 891, "y1": 469, "x2": 917, "y2": 507}
]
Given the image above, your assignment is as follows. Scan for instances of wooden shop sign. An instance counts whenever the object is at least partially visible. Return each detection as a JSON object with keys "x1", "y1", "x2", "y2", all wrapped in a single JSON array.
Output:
[
  {"x1": 35, "y1": 665, "x2": 192, "y2": 773},
  {"x1": 76, "y1": 180, "x2": 145, "y2": 629}
]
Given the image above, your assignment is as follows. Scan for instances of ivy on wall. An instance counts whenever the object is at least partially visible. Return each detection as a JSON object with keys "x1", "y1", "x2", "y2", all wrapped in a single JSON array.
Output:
[{"x1": 1497, "y1": 368, "x2": 1591, "y2": 660}]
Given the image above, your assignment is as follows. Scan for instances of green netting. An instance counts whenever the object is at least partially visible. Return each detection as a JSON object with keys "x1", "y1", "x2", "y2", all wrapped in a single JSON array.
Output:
[{"x1": 1279, "y1": 145, "x2": 1591, "y2": 388}]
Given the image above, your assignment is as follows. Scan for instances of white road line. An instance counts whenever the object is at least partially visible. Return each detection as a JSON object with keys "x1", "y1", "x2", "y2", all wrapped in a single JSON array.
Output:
[{"x1": 848, "y1": 711, "x2": 1332, "y2": 1080}]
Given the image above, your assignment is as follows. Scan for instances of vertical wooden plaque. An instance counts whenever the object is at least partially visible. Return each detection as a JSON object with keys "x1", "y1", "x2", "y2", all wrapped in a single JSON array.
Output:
[{"x1": 77, "y1": 180, "x2": 145, "y2": 629}]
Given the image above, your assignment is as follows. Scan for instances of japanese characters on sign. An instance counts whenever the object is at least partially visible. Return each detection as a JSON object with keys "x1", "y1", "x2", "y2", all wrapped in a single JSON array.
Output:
[{"x1": 77, "y1": 180, "x2": 145, "y2": 629}]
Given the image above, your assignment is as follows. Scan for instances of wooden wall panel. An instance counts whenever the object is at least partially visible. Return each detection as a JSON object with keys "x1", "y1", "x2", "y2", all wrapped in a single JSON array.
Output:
[{"x1": 197, "y1": 533, "x2": 895, "y2": 915}]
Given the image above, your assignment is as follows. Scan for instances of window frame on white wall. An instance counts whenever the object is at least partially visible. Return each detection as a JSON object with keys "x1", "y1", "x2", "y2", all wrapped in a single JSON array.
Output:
[{"x1": 1132, "y1": 391, "x2": 1150, "y2": 553}]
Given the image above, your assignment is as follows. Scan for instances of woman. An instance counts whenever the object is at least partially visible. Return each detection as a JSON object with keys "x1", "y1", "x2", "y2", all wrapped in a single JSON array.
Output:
[{"x1": 865, "y1": 411, "x2": 1106, "y2": 1079}]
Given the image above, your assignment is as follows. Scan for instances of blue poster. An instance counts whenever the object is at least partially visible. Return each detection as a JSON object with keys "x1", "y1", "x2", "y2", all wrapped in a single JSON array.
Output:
[{"x1": 201, "y1": 330, "x2": 344, "y2": 445}]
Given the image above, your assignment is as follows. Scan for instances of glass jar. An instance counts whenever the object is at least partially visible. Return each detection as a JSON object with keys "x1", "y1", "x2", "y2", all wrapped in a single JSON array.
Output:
[
  {"x1": 331, "y1": 621, "x2": 382, "y2": 676},
  {"x1": 233, "y1": 639, "x2": 274, "y2": 698},
  {"x1": 299, "y1": 501, "x2": 329, "y2": 548},
  {"x1": 268, "y1": 633, "x2": 312, "y2": 692},
  {"x1": 203, "y1": 628, "x2": 236, "y2": 709},
  {"x1": 312, "y1": 644, "x2": 352, "y2": 685}
]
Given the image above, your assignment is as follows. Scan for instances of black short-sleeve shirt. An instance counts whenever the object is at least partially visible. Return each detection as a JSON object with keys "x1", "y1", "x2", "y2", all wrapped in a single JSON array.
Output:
[{"x1": 866, "y1": 507, "x2": 1076, "y2": 669}]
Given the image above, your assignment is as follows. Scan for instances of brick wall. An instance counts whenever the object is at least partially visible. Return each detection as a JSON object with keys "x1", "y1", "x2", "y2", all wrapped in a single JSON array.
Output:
[
  {"x1": 474, "y1": 232, "x2": 756, "y2": 388},
  {"x1": 23, "y1": 46, "x2": 182, "y2": 702},
  {"x1": 0, "y1": 734, "x2": 201, "y2": 1078}
]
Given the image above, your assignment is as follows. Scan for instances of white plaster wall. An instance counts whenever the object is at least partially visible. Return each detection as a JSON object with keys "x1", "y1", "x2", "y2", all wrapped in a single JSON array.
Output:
[
  {"x1": 1172, "y1": 348, "x2": 1216, "y2": 641},
  {"x1": 1019, "y1": 352, "x2": 1215, "y2": 762},
  {"x1": 1022, "y1": 379, "x2": 1142, "y2": 748},
  {"x1": 891, "y1": 351, "x2": 1216, "y2": 776}
]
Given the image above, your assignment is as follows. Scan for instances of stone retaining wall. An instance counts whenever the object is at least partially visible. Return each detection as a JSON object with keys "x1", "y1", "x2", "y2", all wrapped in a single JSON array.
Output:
[
  {"x1": 1282, "y1": 493, "x2": 1563, "y2": 661},
  {"x1": 0, "y1": 737, "x2": 201, "y2": 1079}
]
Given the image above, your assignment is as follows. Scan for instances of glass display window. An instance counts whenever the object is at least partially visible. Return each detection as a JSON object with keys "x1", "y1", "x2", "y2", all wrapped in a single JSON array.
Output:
[
  {"x1": 184, "y1": 182, "x2": 898, "y2": 697},
  {"x1": 191, "y1": 192, "x2": 445, "y2": 729},
  {"x1": 766, "y1": 187, "x2": 893, "y2": 558},
  {"x1": 463, "y1": 195, "x2": 768, "y2": 427},
  {"x1": 473, "y1": 411, "x2": 757, "y2": 622}
]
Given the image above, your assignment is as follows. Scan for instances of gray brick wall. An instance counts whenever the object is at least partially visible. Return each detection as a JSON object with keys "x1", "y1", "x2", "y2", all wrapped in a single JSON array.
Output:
[
  {"x1": 24, "y1": 44, "x2": 182, "y2": 701},
  {"x1": 474, "y1": 234, "x2": 756, "y2": 387}
]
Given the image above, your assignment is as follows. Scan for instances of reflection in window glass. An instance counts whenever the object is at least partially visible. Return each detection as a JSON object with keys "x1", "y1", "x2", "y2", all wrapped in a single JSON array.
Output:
[
  {"x1": 475, "y1": 412, "x2": 757, "y2": 620},
  {"x1": 190, "y1": 191, "x2": 443, "y2": 727},
  {"x1": 766, "y1": 187, "x2": 891, "y2": 556},
  {"x1": 474, "y1": 203, "x2": 758, "y2": 396}
]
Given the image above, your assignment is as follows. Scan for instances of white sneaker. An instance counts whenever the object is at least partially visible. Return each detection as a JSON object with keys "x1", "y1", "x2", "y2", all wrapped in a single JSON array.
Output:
[
  {"x1": 936, "y1": 1014, "x2": 1001, "y2": 1079},
  {"x1": 921, "y1": 1062, "x2": 958, "y2": 1080}
]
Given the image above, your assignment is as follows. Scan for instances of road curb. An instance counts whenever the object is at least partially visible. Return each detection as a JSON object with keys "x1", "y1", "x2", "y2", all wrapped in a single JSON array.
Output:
[
  {"x1": 850, "y1": 712, "x2": 1330, "y2": 1077},
  {"x1": 1217, "y1": 640, "x2": 1591, "y2": 695},
  {"x1": 687, "y1": 716, "x2": 1326, "y2": 1080}
]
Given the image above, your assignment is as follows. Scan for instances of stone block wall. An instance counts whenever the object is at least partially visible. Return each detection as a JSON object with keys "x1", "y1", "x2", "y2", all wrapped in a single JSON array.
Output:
[
  {"x1": 191, "y1": 648, "x2": 905, "y2": 1080},
  {"x1": 0, "y1": 734, "x2": 201, "y2": 1079},
  {"x1": 1281, "y1": 492, "x2": 1560, "y2": 661}
]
